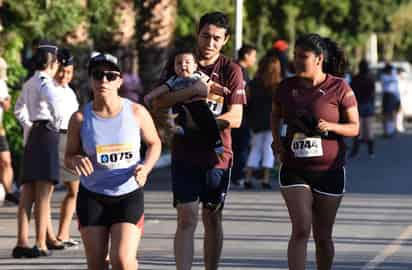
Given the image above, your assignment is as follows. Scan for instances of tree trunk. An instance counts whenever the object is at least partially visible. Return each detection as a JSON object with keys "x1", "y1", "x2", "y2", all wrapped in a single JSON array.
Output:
[{"x1": 138, "y1": 0, "x2": 177, "y2": 94}]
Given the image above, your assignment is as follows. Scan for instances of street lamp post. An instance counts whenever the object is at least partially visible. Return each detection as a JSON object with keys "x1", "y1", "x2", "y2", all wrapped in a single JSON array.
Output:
[{"x1": 234, "y1": 0, "x2": 243, "y2": 59}]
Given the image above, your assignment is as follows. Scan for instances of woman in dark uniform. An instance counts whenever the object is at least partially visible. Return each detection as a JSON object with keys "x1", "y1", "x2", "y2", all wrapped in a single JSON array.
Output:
[
  {"x1": 271, "y1": 34, "x2": 359, "y2": 270},
  {"x1": 13, "y1": 43, "x2": 62, "y2": 258}
]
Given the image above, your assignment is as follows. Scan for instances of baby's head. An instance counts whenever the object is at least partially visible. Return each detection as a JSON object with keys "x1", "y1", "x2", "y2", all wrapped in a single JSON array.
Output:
[{"x1": 173, "y1": 49, "x2": 198, "y2": 78}]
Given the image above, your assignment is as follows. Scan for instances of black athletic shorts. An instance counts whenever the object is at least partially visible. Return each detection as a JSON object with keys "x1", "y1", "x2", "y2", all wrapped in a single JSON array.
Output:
[
  {"x1": 171, "y1": 160, "x2": 231, "y2": 210},
  {"x1": 76, "y1": 185, "x2": 144, "y2": 229},
  {"x1": 278, "y1": 165, "x2": 346, "y2": 196}
]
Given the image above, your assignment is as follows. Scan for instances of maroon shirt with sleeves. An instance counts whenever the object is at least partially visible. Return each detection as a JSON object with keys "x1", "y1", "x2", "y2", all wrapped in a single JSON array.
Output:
[
  {"x1": 171, "y1": 54, "x2": 246, "y2": 169},
  {"x1": 274, "y1": 74, "x2": 357, "y2": 171}
]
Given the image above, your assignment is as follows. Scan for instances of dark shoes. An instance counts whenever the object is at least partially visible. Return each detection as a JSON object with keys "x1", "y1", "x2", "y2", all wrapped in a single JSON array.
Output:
[
  {"x1": 243, "y1": 181, "x2": 255, "y2": 189},
  {"x1": 33, "y1": 246, "x2": 53, "y2": 257},
  {"x1": 261, "y1": 182, "x2": 272, "y2": 190},
  {"x1": 46, "y1": 240, "x2": 65, "y2": 250},
  {"x1": 244, "y1": 181, "x2": 272, "y2": 190},
  {"x1": 12, "y1": 245, "x2": 53, "y2": 258},
  {"x1": 12, "y1": 246, "x2": 40, "y2": 258},
  {"x1": 4, "y1": 192, "x2": 19, "y2": 205}
]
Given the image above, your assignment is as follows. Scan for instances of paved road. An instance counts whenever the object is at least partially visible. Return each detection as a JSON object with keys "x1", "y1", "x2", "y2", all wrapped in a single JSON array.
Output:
[{"x1": 1, "y1": 123, "x2": 412, "y2": 269}]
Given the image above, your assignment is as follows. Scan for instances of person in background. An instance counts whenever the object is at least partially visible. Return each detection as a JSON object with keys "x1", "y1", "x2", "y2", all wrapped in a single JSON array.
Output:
[
  {"x1": 13, "y1": 42, "x2": 62, "y2": 258},
  {"x1": 349, "y1": 59, "x2": 376, "y2": 158},
  {"x1": 119, "y1": 53, "x2": 142, "y2": 103},
  {"x1": 153, "y1": 12, "x2": 245, "y2": 270},
  {"x1": 231, "y1": 44, "x2": 256, "y2": 186},
  {"x1": 0, "y1": 56, "x2": 18, "y2": 205},
  {"x1": 65, "y1": 52, "x2": 161, "y2": 270},
  {"x1": 272, "y1": 39, "x2": 290, "y2": 78},
  {"x1": 396, "y1": 67, "x2": 407, "y2": 133},
  {"x1": 272, "y1": 34, "x2": 359, "y2": 270},
  {"x1": 243, "y1": 51, "x2": 282, "y2": 189},
  {"x1": 380, "y1": 62, "x2": 400, "y2": 138},
  {"x1": 53, "y1": 48, "x2": 81, "y2": 247}
]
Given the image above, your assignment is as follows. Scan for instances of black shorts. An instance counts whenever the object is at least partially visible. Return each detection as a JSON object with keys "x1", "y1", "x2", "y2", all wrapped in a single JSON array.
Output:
[
  {"x1": 278, "y1": 165, "x2": 346, "y2": 196},
  {"x1": 76, "y1": 185, "x2": 144, "y2": 229},
  {"x1": 0, "y1": 135, "x2": 9, "y2": 152},
  {"x1": 171, "y1": 160, "x2": 231, "y2": 210}
]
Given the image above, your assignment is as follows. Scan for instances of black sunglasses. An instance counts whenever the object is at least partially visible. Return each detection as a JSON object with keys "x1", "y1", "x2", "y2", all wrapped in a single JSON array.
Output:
[{"x1": 91, "y1": 70, "x2": 121, "y2": 82}]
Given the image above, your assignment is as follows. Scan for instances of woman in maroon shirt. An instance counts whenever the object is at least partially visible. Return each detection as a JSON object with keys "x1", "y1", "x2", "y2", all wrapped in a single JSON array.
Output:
[{"x1": 271, "y1": 34, "x2": 359, "y2": 270}]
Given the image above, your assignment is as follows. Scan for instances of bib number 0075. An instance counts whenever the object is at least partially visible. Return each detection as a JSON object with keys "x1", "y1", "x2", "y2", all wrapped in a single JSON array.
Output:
[{"x1": 100, "y1": 151, "x2": 133, "y2": 164}]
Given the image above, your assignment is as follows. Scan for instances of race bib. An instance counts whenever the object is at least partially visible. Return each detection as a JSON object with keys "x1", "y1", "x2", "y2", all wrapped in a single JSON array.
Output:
[
  {"x1": 96, "y1": 144, "x2": 137, "y2": 169},
  {"x1": 290, "y1": 133, "x2": 323, "y2": 158},
  {"x1": 206, "y1": 93, "x2": 224, "y2": 115}
]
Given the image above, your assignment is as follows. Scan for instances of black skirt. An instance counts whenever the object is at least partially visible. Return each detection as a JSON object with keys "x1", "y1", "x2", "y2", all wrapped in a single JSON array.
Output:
[{"x1": 21, "y1": 121, "x2": 59, "y2": 185}]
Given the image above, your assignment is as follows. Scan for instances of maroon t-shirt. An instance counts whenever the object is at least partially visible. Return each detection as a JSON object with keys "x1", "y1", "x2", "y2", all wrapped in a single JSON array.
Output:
[
  {"x1": 274, "y1": 74, "x2": 357, "y2": 171},
  {"x1": 172, "y1": 54, "x2": 246, "y2": 169}
]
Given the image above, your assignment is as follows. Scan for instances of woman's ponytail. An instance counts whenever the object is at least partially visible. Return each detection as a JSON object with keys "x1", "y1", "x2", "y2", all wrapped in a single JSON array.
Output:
[{"x1": 322, "y1": 37, "x2": 347, "y2": 77}]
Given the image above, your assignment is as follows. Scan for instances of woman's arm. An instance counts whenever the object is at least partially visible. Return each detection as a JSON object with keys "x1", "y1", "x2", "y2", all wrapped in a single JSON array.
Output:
[
  {"x1": 65, "y1": 111, "x2": 94, "y2": 176},
  {"x1": 318, "y1": 106, "x2": 359, "y2": 137},
  {"x1": 14, "y1": 91, "x2": 32, "y2": 130},
  {"x1": 133, "y1": 104, "x2": 161, "y2": 186},
  {"x1": 271, "y1": 100, "x2": 285, "y2": 161}
]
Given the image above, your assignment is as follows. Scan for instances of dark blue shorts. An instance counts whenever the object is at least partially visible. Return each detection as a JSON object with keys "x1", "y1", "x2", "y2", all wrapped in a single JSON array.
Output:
[{"x1": 171, "y1": 160, "x2": 231, "y2": 210}]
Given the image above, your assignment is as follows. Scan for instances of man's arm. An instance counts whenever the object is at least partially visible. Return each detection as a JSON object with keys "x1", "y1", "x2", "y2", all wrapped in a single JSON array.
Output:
[
  {"x1": 144, "y1": 84, "x2": 169, "y2": 107},
  {"x1": 216, "y1": 104, "x2": 242, "y2": 129},
  {"x1": 153, "y1": 79, "x2": 209, "y2": 109}
]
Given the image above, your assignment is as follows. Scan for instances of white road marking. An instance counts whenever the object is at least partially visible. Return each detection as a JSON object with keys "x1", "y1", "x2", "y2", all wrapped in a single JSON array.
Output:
[{"x1": 361, "y1": 224, "x2": 412, "y2": 269}]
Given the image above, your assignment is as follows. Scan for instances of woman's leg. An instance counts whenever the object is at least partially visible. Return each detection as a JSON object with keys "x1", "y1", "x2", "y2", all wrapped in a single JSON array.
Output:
[
  {"x1": 0, "y1": 151, "x2": 14, "y2": 194},
  {"x1": 363, "y1": 117, "x2": 375, "y2": 156},
  {"x1": 244, "y1": 132, "x2": 263, "y2": 187},
  {"x1": 80, "y1": 226, "x2": 110, "y2": 270},
  {"x1": 110, "y1": 223, "x2": 142, "y2": 270},
  {"x1": 312, "y1": 193, "x2": 342, "y2": 270},
  {"x1": 16, "y1": 183, "x2": 35, "y2": 247},
  {"x1": 261, "y1": 131, "x2": 275, "y2": 186},
  {"x1": 281, "y1": 187, "x2": 313, "y2": 270},
  {"x1": 33, "y1": 181, "x2": 54, "y2": 250},
  {"x1": 57, "y1": 181, "x2": 79, "y2": 241},
  {"x1": 45, "y1": 209, "x2": 64, "y2": 249}
]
